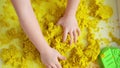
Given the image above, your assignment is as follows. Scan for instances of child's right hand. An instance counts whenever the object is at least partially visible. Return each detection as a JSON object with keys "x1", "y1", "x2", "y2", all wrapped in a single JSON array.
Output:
[
  {"x1": 57, "y1": 16, "x2": 80, "y2": 45},
  {"x1": 40, "y1": 47, "x2": 66, "y2": 68}
]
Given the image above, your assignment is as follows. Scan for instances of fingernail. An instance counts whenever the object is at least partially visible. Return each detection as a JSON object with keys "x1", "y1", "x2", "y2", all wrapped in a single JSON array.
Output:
[
  {"x1": 64, "y1": 57, "x2": 66, "y2": 60},
  {"x1": 75, "y1": 40, "x2": 77, "y2": 43}
]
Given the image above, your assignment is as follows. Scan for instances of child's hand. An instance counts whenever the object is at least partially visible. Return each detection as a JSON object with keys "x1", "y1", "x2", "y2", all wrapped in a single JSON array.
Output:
[
  {"x1": 40, "y1": 47, "x2": 66, "y2": 68},
  {"x1": 57, "y1": 15, "x2": 80, "y2": 44}
]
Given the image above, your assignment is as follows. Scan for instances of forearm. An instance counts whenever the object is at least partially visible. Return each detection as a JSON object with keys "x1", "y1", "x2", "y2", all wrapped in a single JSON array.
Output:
[
  {"x1": 64, "y1": 0, "x2": 80, "y2": 16},
  {"x1": 11, "y1": 0, "x2": 50, "y2": 53}
]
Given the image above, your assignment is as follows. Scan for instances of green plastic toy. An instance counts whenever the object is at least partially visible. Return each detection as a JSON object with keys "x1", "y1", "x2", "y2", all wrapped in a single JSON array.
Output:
[{"x1": 98, "y1": 47, "x2": 120, "y2": 68}]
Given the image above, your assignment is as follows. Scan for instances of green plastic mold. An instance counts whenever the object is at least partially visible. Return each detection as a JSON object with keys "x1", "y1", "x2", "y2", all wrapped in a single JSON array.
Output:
[{"x1": 98, "y1": 47, "x2": 120, "y2": 68}]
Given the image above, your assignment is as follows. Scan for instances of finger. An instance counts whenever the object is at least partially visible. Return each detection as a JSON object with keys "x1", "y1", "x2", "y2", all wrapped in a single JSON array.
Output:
[
  {"x1": 58, "y1": 55, "x2": 66, "y2": 60},
  {"x1": 63, "y1": 29, "x2": 68, "y2": 42},
  {"x1": 51, "y1": 64, "x2": 57, "y2": 68},
  {"x1": 77, "y1": 27, "x2": 80, "y2": 36},
  {"x1": 73, "y1": 30, "x2": 77, "y2": 43},
  {"x1": 46, "y1": 66, "x2": 51, "y2": 68},
  {"x1": 56, "y1": 61, "x2": 62, "y2": 68},
  {"x1": 70, "y1": 31, "x2": 73, "y2": 45},
  {"x1": 57, "y1": 52, "x2": 66, "y2": 60},
  {"x1": 56, "y1": 19, "x2": 61, "y2": 25}
]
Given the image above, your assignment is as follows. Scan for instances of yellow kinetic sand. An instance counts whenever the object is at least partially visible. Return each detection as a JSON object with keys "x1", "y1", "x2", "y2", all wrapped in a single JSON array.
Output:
[{"x1": 0, "y1": 0, "x2": 115, "y2": 68}]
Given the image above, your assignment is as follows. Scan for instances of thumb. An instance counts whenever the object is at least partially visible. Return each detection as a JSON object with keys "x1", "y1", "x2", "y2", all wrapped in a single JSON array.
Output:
[
  {"x1": 56, "y1": 19, "x2": 62, "y2": 26},
  {"x1": 58, "y1": 54, "x2": 66, "y2": 60}
]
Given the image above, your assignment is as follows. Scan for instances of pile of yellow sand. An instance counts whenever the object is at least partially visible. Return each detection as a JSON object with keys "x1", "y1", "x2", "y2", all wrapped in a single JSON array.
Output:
[{"x1": 0, "y1": 0, "x2": 113, "y2": 68}]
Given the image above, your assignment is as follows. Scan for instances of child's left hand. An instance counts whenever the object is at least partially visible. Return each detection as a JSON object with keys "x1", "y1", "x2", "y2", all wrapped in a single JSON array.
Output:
[{"x1": 57, "y1": 15, "x2": 80, "y2": 45}]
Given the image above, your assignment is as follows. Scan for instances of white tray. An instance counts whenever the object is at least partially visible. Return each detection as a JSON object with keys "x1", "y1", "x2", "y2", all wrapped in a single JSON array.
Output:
[{"x1": 97, "y1": 0, "x2": 120, "y2": 49}]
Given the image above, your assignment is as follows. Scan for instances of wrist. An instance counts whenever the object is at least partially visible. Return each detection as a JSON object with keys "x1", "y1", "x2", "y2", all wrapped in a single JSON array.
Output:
[
  {"x1": 38, "y1": 43, "x2": 51, "y2": 55},
  {"x1": 64, "y1": 12, "x2": 76, "y2": 17},
  {"x1": 63, "y1": 13, "x2": 76, "y2": 19}
]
